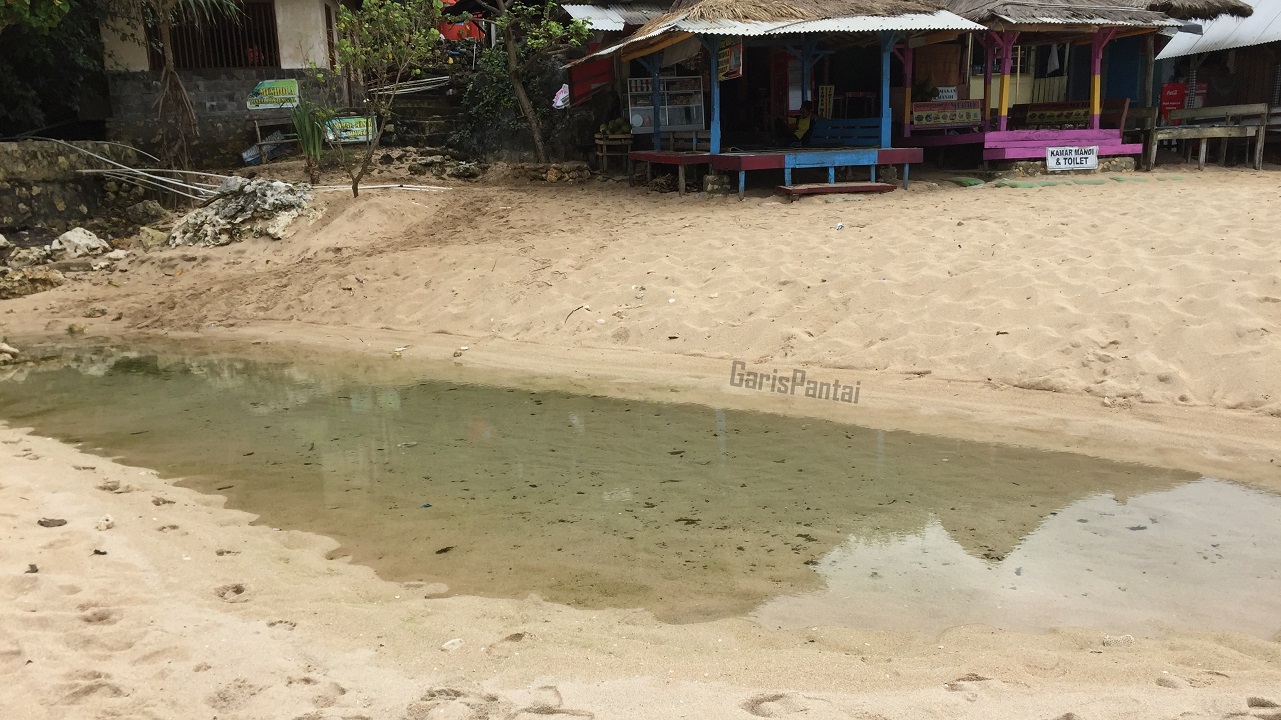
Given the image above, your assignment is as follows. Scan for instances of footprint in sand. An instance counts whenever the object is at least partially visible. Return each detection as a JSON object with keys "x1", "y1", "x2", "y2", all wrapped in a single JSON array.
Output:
[
  {"x1": 0, "y1": 631, "x2": 23, "y2": 674},
  {"x1": 206, "y1": 678, "x2": 265, "y2": 712},
  {"x1": 403, "y1": 687, "x2": 512, "y2": 720},
  {"x1": 79, "y1": 606, "x2": 122, "y2": 625},
  {"x1": 56, "y1": 670, "x2": 129, "y2": 705},
  {"x1": 508, "y1": 685, "x2": 594, "y2": 719},
  {"x1": 483, "y1": 631, "x2": 527, "y2": 659},
  {"x1": 742, "y1": 692, "x2": 838, "y2": 718},
  {"x1": 214, "y1": 583, "x2": 251, "y2": 603}
]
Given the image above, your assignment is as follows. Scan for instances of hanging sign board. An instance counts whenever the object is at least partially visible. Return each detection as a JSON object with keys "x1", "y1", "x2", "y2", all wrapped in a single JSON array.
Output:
[
  {"x1": 246, "y1": 79, "x2": 300, "y2": 110},
  {"x1": 325, "y1": 116, "x2": 376, "y2": 144},
  {"x1": 817, "y1": 85, "x2": 834, "y2": 119},
  {"x1": 931, "y1": 86, "x2": 958, "y2": 101},
  {"x1": 1046, "y1": 145, "x2": 1098, "y2": 171},
  {"x1": 718, "y1": 37, "x2": 742, "y2": 81}
]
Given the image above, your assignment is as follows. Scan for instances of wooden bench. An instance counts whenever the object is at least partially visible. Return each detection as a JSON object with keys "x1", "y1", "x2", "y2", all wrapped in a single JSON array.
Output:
[
  {"x1": 809, "y1": 118, "x2": 881, "y2": 148},
  {"x1": 1146, "y1": 103, "x2": 1268, "y2": 170},
  {"x1": 776, "y1": 181, "x2": 897, "y2": 197}
]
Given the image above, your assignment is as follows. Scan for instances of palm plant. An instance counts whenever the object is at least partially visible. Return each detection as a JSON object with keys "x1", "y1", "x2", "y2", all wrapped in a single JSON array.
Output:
[{"x1": 291, "y1": 97, "x2": 328, "y2": 184}]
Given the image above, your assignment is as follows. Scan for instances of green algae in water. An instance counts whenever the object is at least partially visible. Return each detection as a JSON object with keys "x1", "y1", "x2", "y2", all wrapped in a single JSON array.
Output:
[{"x1": 3, "y1": 347, "x2": 1280, "y2": 636}]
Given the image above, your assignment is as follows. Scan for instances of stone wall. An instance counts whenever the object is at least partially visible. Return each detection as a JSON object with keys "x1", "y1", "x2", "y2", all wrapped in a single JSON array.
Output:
[
  {"x1": 1003, "y1": 156, "x2": 1137, "y2": 177},
  {"x1": 106, "y1": 68, "x2": 337, "y2": 167},
  {"x1": 0, "y1": 141, "x2": 145, "y2": 241}
]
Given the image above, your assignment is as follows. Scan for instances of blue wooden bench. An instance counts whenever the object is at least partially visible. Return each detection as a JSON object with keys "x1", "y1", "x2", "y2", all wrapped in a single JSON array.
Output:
[{"x1": 809, "y1": 118, "x2": 881, "y2": 148}]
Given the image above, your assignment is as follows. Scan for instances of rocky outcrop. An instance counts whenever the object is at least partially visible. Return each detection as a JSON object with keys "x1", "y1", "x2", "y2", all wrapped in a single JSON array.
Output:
[
  {"x1": 168, "y1": 177, "x2": 311, "y2": 247},
  {"x1": 0, "y1": 266, "x2": 65, "y2": 300}
]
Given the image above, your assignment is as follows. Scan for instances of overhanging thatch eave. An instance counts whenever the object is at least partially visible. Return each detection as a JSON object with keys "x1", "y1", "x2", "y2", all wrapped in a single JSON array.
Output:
[
  {"x1": 1144, "y1": 0, "x2": 1252, "y2": 19},
  {"x1": 947, "y1": 0, "x2": 1179, "y2": 26},
  {"x1": 666, "y1": 0, "x2": 947, "y2": 22}
]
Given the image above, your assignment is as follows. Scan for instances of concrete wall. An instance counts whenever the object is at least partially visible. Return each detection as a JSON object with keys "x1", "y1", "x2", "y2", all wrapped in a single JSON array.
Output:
[
  {"x1": 101, "y1": 0, "x2": 337, "y2": 72},
  {"x1": 106, "y1": 68, "x2": 339, "y2": 166}
]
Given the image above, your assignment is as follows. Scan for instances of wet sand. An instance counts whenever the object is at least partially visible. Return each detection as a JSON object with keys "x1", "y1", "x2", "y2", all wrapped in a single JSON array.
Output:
[{"x1": 5, "y1": 423, "x2": 1281, "y2": 720}]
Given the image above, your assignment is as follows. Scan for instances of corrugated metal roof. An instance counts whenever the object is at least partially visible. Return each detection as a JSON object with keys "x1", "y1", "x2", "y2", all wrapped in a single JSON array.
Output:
[
  {"x1": 673, "y1": 12, "x2": 987, "y2": 34},
  {"x1": 1157, "y1": 0, "x2": 1281, "y2": 57},
  {"x1": 563, "y1": 4, "x2": 668, "y2": 31},
  {"x1": 994, "y1": 12, "x2": 1181, "y2": 23},
  {"x1": 572, "y1": 10, "x2": 983, "y2": 64}
]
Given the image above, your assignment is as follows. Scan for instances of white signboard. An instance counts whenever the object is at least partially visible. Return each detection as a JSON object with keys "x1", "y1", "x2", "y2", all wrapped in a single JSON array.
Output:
[
  {"x1": 932, "y1": 86, "x2": 958, "y2": 101},
  {"x1": 1046, "y1": 145, "x2": 1098, "y2": 171}
]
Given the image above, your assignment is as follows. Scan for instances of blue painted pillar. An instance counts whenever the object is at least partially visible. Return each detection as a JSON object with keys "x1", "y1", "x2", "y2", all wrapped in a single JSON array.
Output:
[
  {"x1": 705, "y1": 36, "x2": 721, "y2": 154},
  {"x1": 801, "y1": 39, "x2": 816, "y2": 104},
  {"x1": 877, "y1": 32, "x2": 898, "y2": 149},
  {"x1": 641, "y1": 54, "x2": 663, "y2": 151}
]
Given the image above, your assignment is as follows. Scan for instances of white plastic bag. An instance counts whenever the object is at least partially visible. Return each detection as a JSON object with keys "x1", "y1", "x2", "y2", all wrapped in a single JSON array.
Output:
[{"x1": 552, "y1": 83, "x2": 570, "y2": 110}]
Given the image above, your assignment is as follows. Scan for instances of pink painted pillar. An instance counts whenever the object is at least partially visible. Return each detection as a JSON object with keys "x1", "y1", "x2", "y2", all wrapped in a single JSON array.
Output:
[
  {"x1": 1089, "y1": 30, "x2": 1108, "y2": 129},
  {"x1": 981, "y1": 35, "x2": 994, "y2": 131},
  {"x1": 995, "y1": 32, "x2": 1018, "y2": 132}
]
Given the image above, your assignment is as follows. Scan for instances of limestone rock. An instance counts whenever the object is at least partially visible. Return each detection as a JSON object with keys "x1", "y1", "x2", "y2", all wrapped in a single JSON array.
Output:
[
  {"x1": 0, "y1": 266, "x2": 65, "y2": 299},
  {"x1": 136, "y1": 227, "x2": 169, "y2": 251},
  {"x1": 7, "y1": 246, "x2": 52, "y2": 267},
  {"x1": 125, "y1": 199, "x2": 171, "y2": 225},
  {"x1": 50, "y1": 227, "x2": 110, "y2": 259},
  {"x1": 169, "y1": 177, "x2": 311, "y2": 247}
]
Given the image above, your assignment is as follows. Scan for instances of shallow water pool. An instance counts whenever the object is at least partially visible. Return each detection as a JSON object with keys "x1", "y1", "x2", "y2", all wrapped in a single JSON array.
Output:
[{"x1": 2, "y1": 346, "x2": 1278, "y2": 638}]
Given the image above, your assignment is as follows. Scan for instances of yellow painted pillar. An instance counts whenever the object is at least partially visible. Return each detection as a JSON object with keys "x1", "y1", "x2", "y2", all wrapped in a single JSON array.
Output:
[{"x1": 997, "y1": 35, "x2": 1014, "y2": 131}]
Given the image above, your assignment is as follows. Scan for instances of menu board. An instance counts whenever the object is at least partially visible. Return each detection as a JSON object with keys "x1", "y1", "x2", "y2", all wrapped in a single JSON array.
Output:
[{"x1": 912, "y1": 100, "x2": 983, "y2": 127}]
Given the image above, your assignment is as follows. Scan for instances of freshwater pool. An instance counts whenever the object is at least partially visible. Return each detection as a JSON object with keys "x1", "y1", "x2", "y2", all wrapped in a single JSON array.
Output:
[{"x1": 2, "y1": 346, "x2": 1278, "y2": 638}]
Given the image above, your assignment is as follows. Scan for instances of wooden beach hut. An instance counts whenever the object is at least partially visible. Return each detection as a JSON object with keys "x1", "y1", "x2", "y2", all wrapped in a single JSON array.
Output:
[
  {"x1": 898, "y1": 0, "x2": 1253, "y2": 165},
  {"x1": 573, "y1": 0, "x2": 985, "y2": 197}
]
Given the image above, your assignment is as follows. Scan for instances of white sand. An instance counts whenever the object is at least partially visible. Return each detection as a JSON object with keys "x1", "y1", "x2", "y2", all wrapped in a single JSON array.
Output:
[{"x1": 2, "y1": 166, "x2": 1281, "y2": 717}]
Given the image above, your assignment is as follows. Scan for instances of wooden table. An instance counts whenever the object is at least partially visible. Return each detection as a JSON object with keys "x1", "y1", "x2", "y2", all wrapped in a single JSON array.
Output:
[{"x1": 627, "y1": 150, "x2": 712, "y2": 195}]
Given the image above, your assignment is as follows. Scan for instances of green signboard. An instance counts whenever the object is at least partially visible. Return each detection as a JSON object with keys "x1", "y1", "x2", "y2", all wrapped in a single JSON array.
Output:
[
  {"x1": 324, "y1": 116, "x2": 376, "y2": 144},
  {"x1": 246, "y1": 79, "x2": 300, "y2": 110}
]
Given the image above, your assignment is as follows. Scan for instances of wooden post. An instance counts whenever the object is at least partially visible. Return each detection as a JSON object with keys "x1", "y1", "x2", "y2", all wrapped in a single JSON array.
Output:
[
  {"x1": 704, "y1": 36, "x2": 721, "y2": 155},
  {"x1": 801, "y1": 39, "x2": 817, "y2": 104},
  {"x1": 1140, "y1": 34, "x2": 1155, "y2": 108},
  {"x1": 640, "y1": 55, "x2": 663, "y2": 151},
  {"x1": 982, "y1": 35, "x2": 994, "y2": 131},
  {"x1": 902, "y1": 44, "x2": 914, "y2": 138},
  {"x1": 995, "y1": 32, "x2": 1018, "y2": 132},
  {"x1": 877, "y1": 32, "x2": 898, "y2": 148},
  {"x1": 1089, "y1": 29, "x2": 1116, "y2": 129}
]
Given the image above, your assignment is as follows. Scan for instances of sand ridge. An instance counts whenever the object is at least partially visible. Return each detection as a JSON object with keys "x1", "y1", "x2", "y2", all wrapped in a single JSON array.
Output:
[{"x1": 5, "y1": 168, "x2": 1279, "y2": 417}]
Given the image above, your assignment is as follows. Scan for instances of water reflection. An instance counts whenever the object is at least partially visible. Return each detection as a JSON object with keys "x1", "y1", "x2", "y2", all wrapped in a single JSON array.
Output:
[
  {"x1": 755, "y1": 479, "x2": 1281, "y2": 638},
  {"x1": 1, "y1": 347, "x2": 1277, "y2": 637}
]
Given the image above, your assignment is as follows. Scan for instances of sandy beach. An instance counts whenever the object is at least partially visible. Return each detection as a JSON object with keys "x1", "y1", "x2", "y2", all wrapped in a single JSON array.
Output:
[{"x1": 3, "y1": 165, "x2": 1281, "y2": 717}]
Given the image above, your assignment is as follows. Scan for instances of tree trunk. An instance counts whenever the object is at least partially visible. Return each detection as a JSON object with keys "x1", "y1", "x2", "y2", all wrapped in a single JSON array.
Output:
[
  {"x1": 156, "y1": 12, "x2": 196, "y2": 169},
  {"x1": 503, "y1": 25, "x2": 548, "y2": 163}
]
